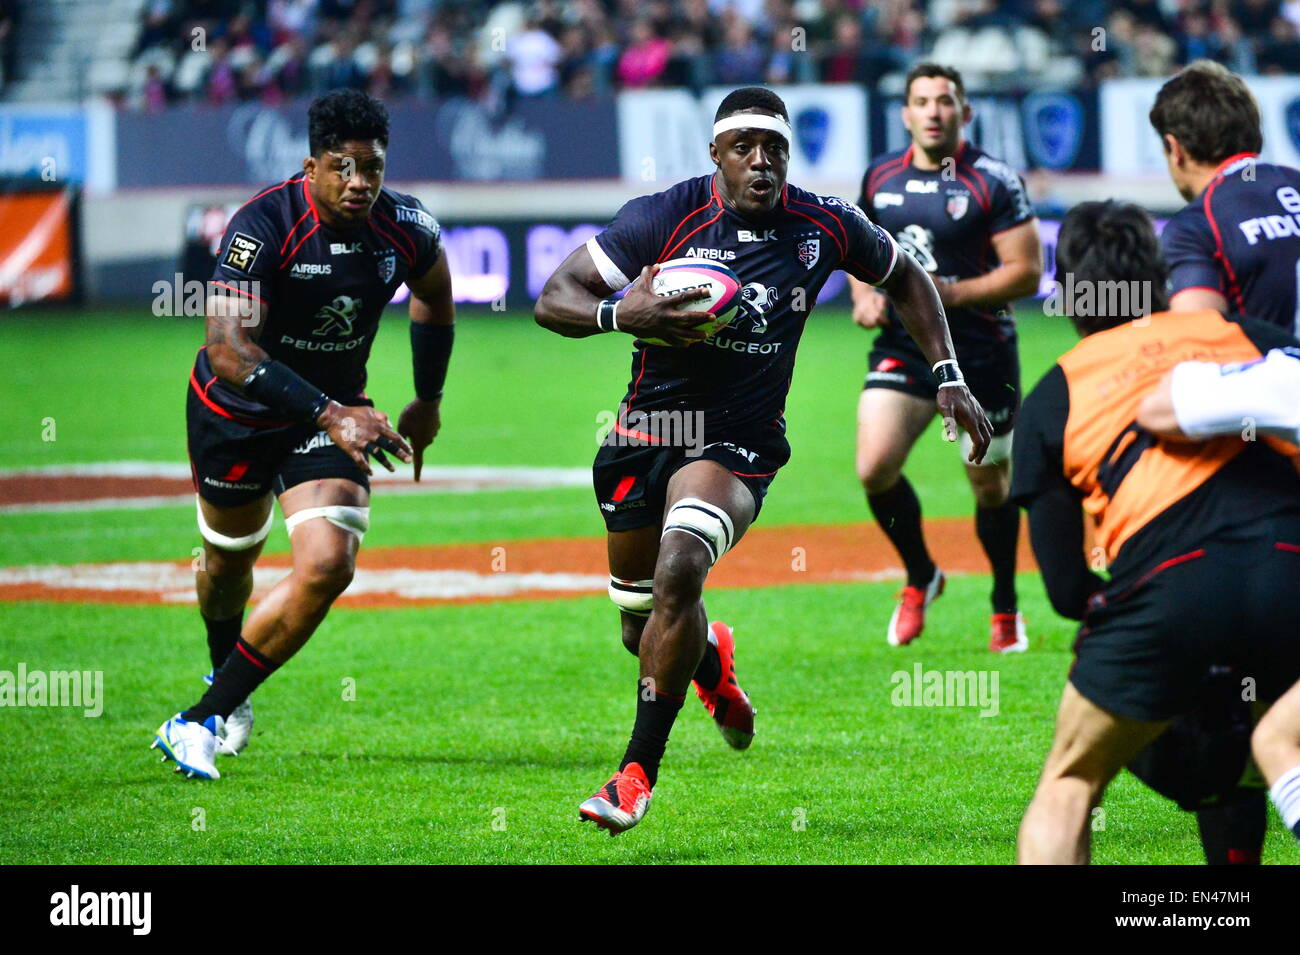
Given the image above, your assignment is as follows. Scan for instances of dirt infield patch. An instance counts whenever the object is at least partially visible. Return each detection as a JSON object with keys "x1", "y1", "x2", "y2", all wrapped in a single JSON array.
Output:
[{"x1": 0, "y1": 519, "x2": 1036, "y2": 608}]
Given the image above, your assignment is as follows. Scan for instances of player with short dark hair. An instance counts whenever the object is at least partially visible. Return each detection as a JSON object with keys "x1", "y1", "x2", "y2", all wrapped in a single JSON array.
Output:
[
  {"x1": 1154, "y1": 60, "x2": 1300, "y2": 329},
  {"x1": 850, "y1": 62, "x2": 1043, "y2": 652},
  {"x1": 536, "y1": 85, "x2": 991, "y2": 834},
  {"x1": 151, "y1": 89, "x2": 455, "y2": 779},
  {"x1": 1011, "y1": 200, "x2": 1300, "y2": 863}
]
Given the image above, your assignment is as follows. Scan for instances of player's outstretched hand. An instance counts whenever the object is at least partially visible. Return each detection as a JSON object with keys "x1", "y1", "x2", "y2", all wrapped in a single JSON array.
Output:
[
  {"x1": 397, "y1": 397, "x2": 441, "y2": 482},
  {"x1": 851, "y1": 287, "x2": 890, "y2": 329},
  {"x1": 936, "y1": 384, "x2": 992, "y2": 464},
  {"x1": 318, "y1": 402, "x2": 414, "y2": 476},
  {"x1": 615, "y1": 264, "x2": 714, "y2": 347}
]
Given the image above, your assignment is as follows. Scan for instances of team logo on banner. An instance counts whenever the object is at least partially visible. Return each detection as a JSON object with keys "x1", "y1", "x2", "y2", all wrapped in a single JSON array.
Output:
[
  {"x1": 795, "y1": 107, "x2": 831, "y2": 165},
  {"x1": 1287, "y1": 97, "x2": 1300, "y2": 153},
  {"x1": 796, "y1": 238, "x2": 820, "y2": 270},
  {"x1": 946, "y1": 192, "x2": 969, "y2": 220},
  {"x1": 377, "y1": 254, "x2": 396, "y2": 283},
  {"x1": 1024, "y1": 92, "x2": 1084, "y2": 170}
]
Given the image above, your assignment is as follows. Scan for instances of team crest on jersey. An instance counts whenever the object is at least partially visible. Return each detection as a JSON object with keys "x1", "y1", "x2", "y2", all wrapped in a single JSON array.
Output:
[
  {"x1": 796, "y1": 238, "x2": 820, "y2": 270},
  {"x1": 377, "y1": 253, "x2": 396, "y2": 283},
  {"x1": 946, "y1": 192, "x2": 969, "y2": 221}
]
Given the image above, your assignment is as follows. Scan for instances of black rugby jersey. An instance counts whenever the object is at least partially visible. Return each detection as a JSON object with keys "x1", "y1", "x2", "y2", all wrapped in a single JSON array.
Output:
[
  {"x1": 588, "y1": 173, "x2": 898, "y2": 434},
  {"x1": 859, "y1": 142, "x2": 1034, "y2": 361},
  {"x1": 192, "y1": 175, "x2": 442, "y2": 423},
  {"x1": 1162, "y1": 153, "x2": 1300, "y2": 333}
]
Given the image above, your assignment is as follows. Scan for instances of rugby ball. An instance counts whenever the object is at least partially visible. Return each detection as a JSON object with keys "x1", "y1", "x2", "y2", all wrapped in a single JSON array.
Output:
[{"x1": 641, "y1": 257, "x2": 742, "y2": 346}]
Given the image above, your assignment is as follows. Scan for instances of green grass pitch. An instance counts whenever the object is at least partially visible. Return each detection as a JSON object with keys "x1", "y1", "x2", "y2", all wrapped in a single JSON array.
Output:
[{"x1": 1, "y1": 304, "x2": 1294, "y2": 864}]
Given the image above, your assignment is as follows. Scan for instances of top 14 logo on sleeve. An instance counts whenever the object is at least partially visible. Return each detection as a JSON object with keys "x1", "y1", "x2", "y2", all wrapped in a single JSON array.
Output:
[{"x1": 222, "y1": 232, "x2": 263, "y2": 273}]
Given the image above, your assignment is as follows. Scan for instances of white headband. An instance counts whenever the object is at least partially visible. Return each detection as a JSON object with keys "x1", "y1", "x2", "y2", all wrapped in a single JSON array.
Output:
[{"x1": 712, "y1": 113, "x2": 792, "y2": 145}]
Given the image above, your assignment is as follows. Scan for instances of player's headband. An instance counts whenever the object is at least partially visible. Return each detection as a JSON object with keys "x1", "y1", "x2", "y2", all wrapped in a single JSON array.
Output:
[{"x1": 712, "y1": 113, "x2": 792, "y2": 145}]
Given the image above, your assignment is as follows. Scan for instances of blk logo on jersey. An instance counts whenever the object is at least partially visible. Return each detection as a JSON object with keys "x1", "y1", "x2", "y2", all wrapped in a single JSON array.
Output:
[
  {"x1": 312, "y1": 295, "x2": 361, "y2": 337},
  {"x1": 738, "y1": 229, "x2": 777, "y2": 242},
  {"x1": 946, "y1": 192, "x2": 970, "y2": 220},
  {"x1": 377, "y1": 254, "x2": 396, "y2": 283},
  {"x1": 796, "y1": 238, "x2": 820, "y2": 270},
  {"x1": 330, "y1": 242, "x2": 363, "y2": 255}
]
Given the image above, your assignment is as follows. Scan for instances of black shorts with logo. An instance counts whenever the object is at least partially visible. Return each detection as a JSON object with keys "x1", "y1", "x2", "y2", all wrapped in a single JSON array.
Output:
[
  {"x1": 593, "y1": 424, "x2": 790, "y2": 533},
  {"x1": 1069, "y1": 514, "x2": 1300, "y2": 723},
  {"x1": 863, "y1": 335, "x2": 1020, "y2": 437},
  {"x1": 186, "y1": 383, "x2": 371, "y2": 508}
]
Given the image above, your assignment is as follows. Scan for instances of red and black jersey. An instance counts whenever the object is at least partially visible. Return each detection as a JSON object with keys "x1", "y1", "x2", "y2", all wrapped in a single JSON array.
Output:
[
  {"x1": 588, "y1": 173, "x2": 898, "y2": 435},
  {"x1": 1162, "y1": 154, "x2": 1300, "y2": 332},
  {"x1": 192, "y1": 175, "x2": 442, "y2": 423},
  {"x1": 859, "y1": 142, "x2": 1035, "y2": 363}
]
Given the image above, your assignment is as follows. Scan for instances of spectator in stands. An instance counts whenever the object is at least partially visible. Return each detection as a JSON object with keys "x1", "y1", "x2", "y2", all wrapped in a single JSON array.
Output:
[
  {"x1": 317, "y1": 31, "x2": 367, "y2": 91},
  {"x1": 205, "y1": 37, "x2": 239, "y2": 103},
  {"x1": 712, "y1": 11, "x2": 766, "y2": 84},
  {"x1": 1258, "y1": 13, "x2": 1300, "y2": 71},
  {"x1": 819, "y1": 13, "x2": 865, "y2": 83},
  {"x1": 1132, "y1": 19, "x2": 1179, "y2": 75},
  {"x1": 143, "y1": 63, "x2": 171, "y2": 111},
  {"x1": 269, "y1": 0, "x2": 318, "y2": 46},
  {"x1": 118, "y1": 0, "x2": 1300, "y2": 107},
  {"x1": 1233, "y1": 0, "x2": 1284, "y2": 36},
  {"x1": 616, "y1": 18, "x2": 671, "y2": 88},
  {"x1": 507, "y1": 15, "x2": 563, "y2": 97}
]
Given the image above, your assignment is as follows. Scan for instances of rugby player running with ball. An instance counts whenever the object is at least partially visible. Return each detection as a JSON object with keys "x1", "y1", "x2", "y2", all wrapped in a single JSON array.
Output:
[{"x1": 536, "y1": 87, "x2": 991, "y2": 834}]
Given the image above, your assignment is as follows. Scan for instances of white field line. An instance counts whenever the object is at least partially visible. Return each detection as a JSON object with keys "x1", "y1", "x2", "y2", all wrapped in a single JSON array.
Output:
[
  {"x1": 0, "y1": 561, "x2": 607, "y2": 603},
  {"x1": 0, "y1": 462, "x2": 591, "y2": 514}
]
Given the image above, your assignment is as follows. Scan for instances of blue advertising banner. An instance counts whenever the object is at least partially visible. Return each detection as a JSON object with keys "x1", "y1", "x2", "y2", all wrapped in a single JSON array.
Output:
[
  {"x1": 118, "y1": 96, "x2": 620, "y2": 188},
  {"x1": 872, "y1": 87, "x2": 1101, "y2": 171},
  {"x1": 0, "y1": 106, "x2": 90, "y2": 184}
]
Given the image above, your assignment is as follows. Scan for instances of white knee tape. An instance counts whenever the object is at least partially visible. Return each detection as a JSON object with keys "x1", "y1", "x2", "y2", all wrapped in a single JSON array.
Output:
[
  {"x1": 284, "y1": 505, "x2": 371, "y2": 541},
  {"x1": 196, "y1": 497, "x2": 273, "y2": 551},
  {"x1": 609, "y1": 577, "x2": 654, "y2": 616},
  {"x1": 961, "y1": 429, "x2": 1013, "y2": 466},
  {"x1": 661, "y1": 497, "x2": 735, "y2": 565}
]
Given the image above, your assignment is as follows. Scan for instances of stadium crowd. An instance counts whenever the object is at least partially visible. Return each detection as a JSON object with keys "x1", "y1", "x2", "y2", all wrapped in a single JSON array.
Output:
[{"x1": 129, "y1": 0, "x2": 1300, "y2": 109}]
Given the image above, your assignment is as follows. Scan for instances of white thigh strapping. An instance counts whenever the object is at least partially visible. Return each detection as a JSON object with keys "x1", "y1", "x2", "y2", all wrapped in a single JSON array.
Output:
[
  {"x1": 196, "y1": 497, "x2": 274, "y2": 551},
  {"x1": 283, "y1": 505, "x2": 371, "y2": 541}
]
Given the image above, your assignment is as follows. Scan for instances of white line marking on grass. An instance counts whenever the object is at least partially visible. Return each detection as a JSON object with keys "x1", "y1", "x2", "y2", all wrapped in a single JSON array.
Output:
[
  {"x1": 0, "y1": 463, "x2": 591, "y2": 513},
  {"x1": 0, "y1": 562, "x2": 607, "y2": 603}
]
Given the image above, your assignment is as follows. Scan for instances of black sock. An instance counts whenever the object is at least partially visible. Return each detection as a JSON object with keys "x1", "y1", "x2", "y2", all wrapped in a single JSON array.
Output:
[
  {"x1": 619, "y1": 682, "x2": 685, "y2": 788},
  {"x1": 203, "y1": 612, "x2": 243, "y2": 670},
  {"x1": 1195, "y1": 790, "x2": 1266, "y2": 865},
  {"x1": 182, "y1": 638, "x2": 278, "y2": 723},
  {"x1": 868, "y1": 476, "x2": 935, "y2": 588},
  {"x1": 976, "y1": 500, "x2": 1020, "y2": 614},
  {"x1": 693, "y1": 640, "x2": 722, "y2": 690}
]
